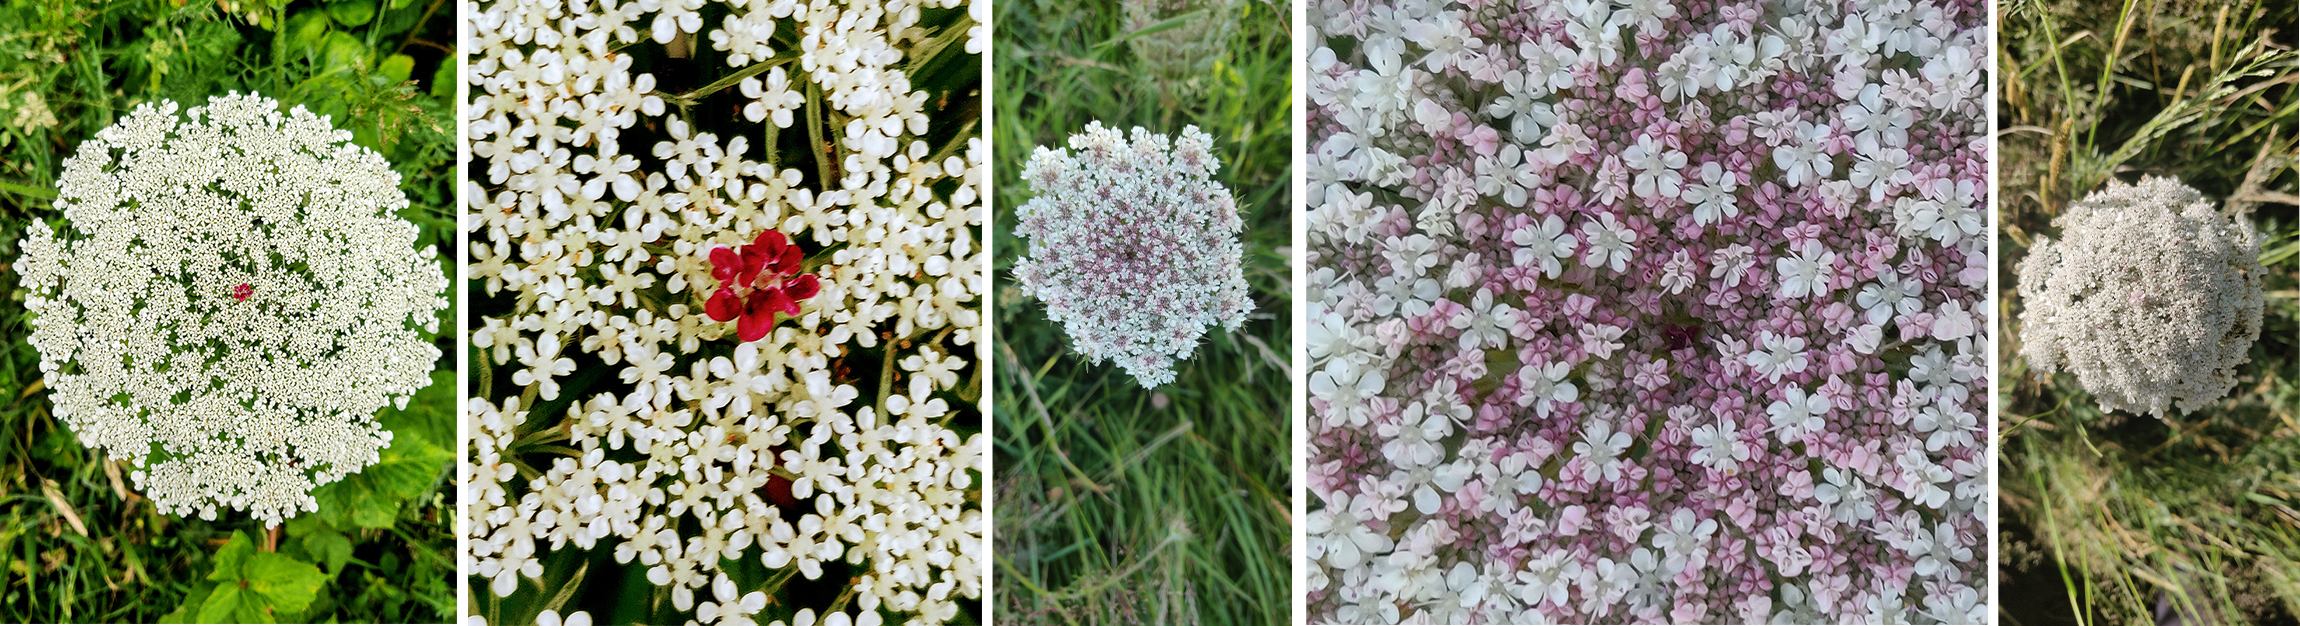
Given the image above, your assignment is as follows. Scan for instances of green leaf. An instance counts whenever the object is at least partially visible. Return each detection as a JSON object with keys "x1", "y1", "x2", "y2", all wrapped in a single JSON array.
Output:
[
  {"x1": 430, "y1": 56, "x2": 454, "y2": 99},
  {"x1": 323, "y1": 31, "x2": 371, "y2": 73},
  {"x1": 205, "y1": 531, "x2": 256, "y2": 584},
  {"x1": 326, "y1": 0, "x2": 377, "y2": 25},
  {"x1": 160, "y1": 582, "x2": 216, "y2": 623},
  {"x1": 244, "y1": 552, "x2": 326, "y2": 615},
  {"x1": 198, "y1": 531, "x2": 328, "y2": 623},
  {"x1": 287, "y1": 11, "x2": 331, "y2": 56},
  {"x1": 199, "y1": 585, "x2": 265, "y2": 624},
  {"x1": 301, "y1": 529, "x2": 355, "y2": 575},
  {"x1": 380, "y1": 54, "x2": 415, "y2": 83}
]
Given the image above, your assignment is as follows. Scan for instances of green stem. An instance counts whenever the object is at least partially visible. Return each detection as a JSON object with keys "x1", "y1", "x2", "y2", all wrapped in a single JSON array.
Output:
[
  {"x1": 394, "y1": 0, "x2": 450, "y2": 57},
  {"x1": 1054, "y1": 531, "x2": 1186, "y2": 601},
  {"x1": 670, "y1": 55, "x2": 798, "y2": 107},
  {"x1": 804, "y1": 78, "x2": 833, "y2": 187},
  {"x1": 995, "y1": 556, "x2": 1083, "y2": 626},
  {"x1": 902, "y1": 13, "x2": 975, "y2": 76},
  {"x1": 2089, "y1": 0, "x2": 2142, "y2": 155},
  {"x1": 875, "y1": 334, "x2": 898, "y2": 420},
  {"x1": 2000, "y1": 398, "x2": 2069, "y2": 441}
]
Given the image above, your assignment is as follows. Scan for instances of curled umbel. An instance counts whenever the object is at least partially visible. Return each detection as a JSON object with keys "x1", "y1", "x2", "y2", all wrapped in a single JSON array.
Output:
[{"x1": 2016, "y1": 176, "x2": 2264, "y2": 419}]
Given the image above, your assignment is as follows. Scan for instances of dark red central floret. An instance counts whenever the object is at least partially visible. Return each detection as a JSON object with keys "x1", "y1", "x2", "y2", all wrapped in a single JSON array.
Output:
[
  {"x1": 704, "y1": 230, "x2": 821, "y2": 342},
  {"x1": 232, "y1": 283, "x2": 253, "y2": 302}
]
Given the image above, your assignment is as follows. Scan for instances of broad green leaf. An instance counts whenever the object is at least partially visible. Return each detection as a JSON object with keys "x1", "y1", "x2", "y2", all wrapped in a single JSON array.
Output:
[
  {"x1": 380, "y1": 54, "x2": 415, "y2": 83},
  {"x1": 199, "y1": 585, "x2": 266, "y2": 624},
  {"x1": 205, "y1": 531, "x2": 256, "y2": 584},
  {"x1": 199, "y1": 531, "x2": 327, "y2": 623},
  {"x1": 244, "y1": 552, "x2": 326, "y2": 614},
  {"x1": 301, "y1": 529, "x2": 355, "y2": 575},
  {"x1": 160, "y1": 582, "x2": 215, "y2": 623},
  {"x1": 326, "y1": 0, "x2": 377, "y2": 26},
  {"x1": 287, "y1": 11, "x2": 330, "y2": 56},
  {"x1": 323, "y1": 31, "x2": 371, "y2": 73}
]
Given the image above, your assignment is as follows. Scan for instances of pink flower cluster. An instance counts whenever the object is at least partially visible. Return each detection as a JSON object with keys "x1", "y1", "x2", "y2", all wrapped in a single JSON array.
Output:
[{"x1": 1304, "y1": 0, "x2": 1989, "y2": 623}]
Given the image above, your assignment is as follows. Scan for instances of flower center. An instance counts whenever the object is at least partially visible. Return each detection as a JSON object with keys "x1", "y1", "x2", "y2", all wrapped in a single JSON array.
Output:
[{"x1": 703, "y1": 230, "x2": 823, "y2": 342}]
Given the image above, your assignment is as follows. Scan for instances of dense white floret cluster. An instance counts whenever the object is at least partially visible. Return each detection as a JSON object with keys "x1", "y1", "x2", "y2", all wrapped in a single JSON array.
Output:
[
  {"x1": 463, "y1": 0, "x2": 985, "y2": 622},
  {"x1": 1013, "y1": 123, "x2": 1253, "y2": 388},
  {"x1": 1303, "y1": 0, "x2": 1990, "y2": 621},
  {"x1": 2016, "y1": 176, "x2": 2264, "y2": 419},
  {"x1": 14, "y1": 93, "x2": 448, "y2": 528}
]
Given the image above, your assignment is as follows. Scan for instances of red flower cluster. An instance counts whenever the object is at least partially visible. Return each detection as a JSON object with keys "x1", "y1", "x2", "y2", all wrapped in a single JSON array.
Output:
[
  {"x1": 232, "y1": 283, "x2": 254, "y2": 302},
  {"x1": 705, "y1": 230, "x2": 821, "y2": 342}
]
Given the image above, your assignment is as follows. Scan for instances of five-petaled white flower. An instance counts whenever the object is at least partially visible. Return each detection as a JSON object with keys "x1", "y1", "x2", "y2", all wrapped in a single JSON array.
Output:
[
  {"x1": 1511, "y1": 214, "x2": 1580, "y2": 279},
  {"x1": 1581, "y1": 212, "x2": 1639, "y2": 273},
  {"x1": 1775, "y1": 241, "x2": 1838, "y2": 300}
]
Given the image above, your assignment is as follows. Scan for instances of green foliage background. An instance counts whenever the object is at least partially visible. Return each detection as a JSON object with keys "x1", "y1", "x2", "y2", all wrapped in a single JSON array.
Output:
[
  {"x1": 991, "y1": 0, "x2": 1293, "y2": 623},
  {"x1": 0, "y1": 0, "x2": 457, "y2": 622},
  {"x1": 1997, "y1": 0, "x2": 2300, "y2": 623}
]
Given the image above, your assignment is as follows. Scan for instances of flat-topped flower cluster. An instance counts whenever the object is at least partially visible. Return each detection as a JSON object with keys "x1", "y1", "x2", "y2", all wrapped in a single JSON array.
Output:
[
  {"x1": 1304, "y1": 0, "x2": 1989, "y2": 622},
  {"x1": 15, "y1": 93, "x2": 448, "y2": 528},
  {"x1": 462, "y1": 0, "x2": 985, "y2": 623},
  {"x1": 1012, "y1": 122, "x2": 1253, "y2": 388}
]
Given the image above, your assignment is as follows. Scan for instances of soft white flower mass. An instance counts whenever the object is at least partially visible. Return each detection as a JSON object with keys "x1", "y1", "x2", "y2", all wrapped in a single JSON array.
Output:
[
  {"x1": 1012, "y1": 122, "x2": 1254, "y2": 388},
  {"x1": 14, "y1": 93, "x2": 448, "y2": 528},
  {"x1": 2016, "y1": 176, "x2": 2265, "y2": 419},
  {"x1": 463, "y1": 0, "x2": 985, "y2": 622}
]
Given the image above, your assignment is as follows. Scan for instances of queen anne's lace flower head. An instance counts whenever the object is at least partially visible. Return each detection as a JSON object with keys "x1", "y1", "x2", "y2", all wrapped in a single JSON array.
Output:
[
  {"x1": 1013, "y1": 122, "x2": 1253, "y2": 387},
  {"x1": 464, "y1": 0, "x2": 985, "y2": 621},
  {"x1": 2016, "y1": 176, "x2": 2264, "y2": 419},
  {"x1": 14, "y1": 92, "x2": 448, "y2": 527},
  {"x1": 1304, "y1": 0, "x2": 1990, "y2": 621}
]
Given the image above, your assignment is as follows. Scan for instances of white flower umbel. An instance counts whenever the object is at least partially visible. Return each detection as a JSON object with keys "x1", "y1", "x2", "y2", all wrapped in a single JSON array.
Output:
[
  {"x1": 2016, "y1": 176, "x2": 2265, "y2": 419},
  {"x1": 465, "y1": 0, "x2": 985, "y2": 622},
  {"x1": 15, "y1": 92, "x2": 448, "y2": 528},
  {"x1": 1012, "y1": 122, "x2": 1254, "y2": 388}
]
